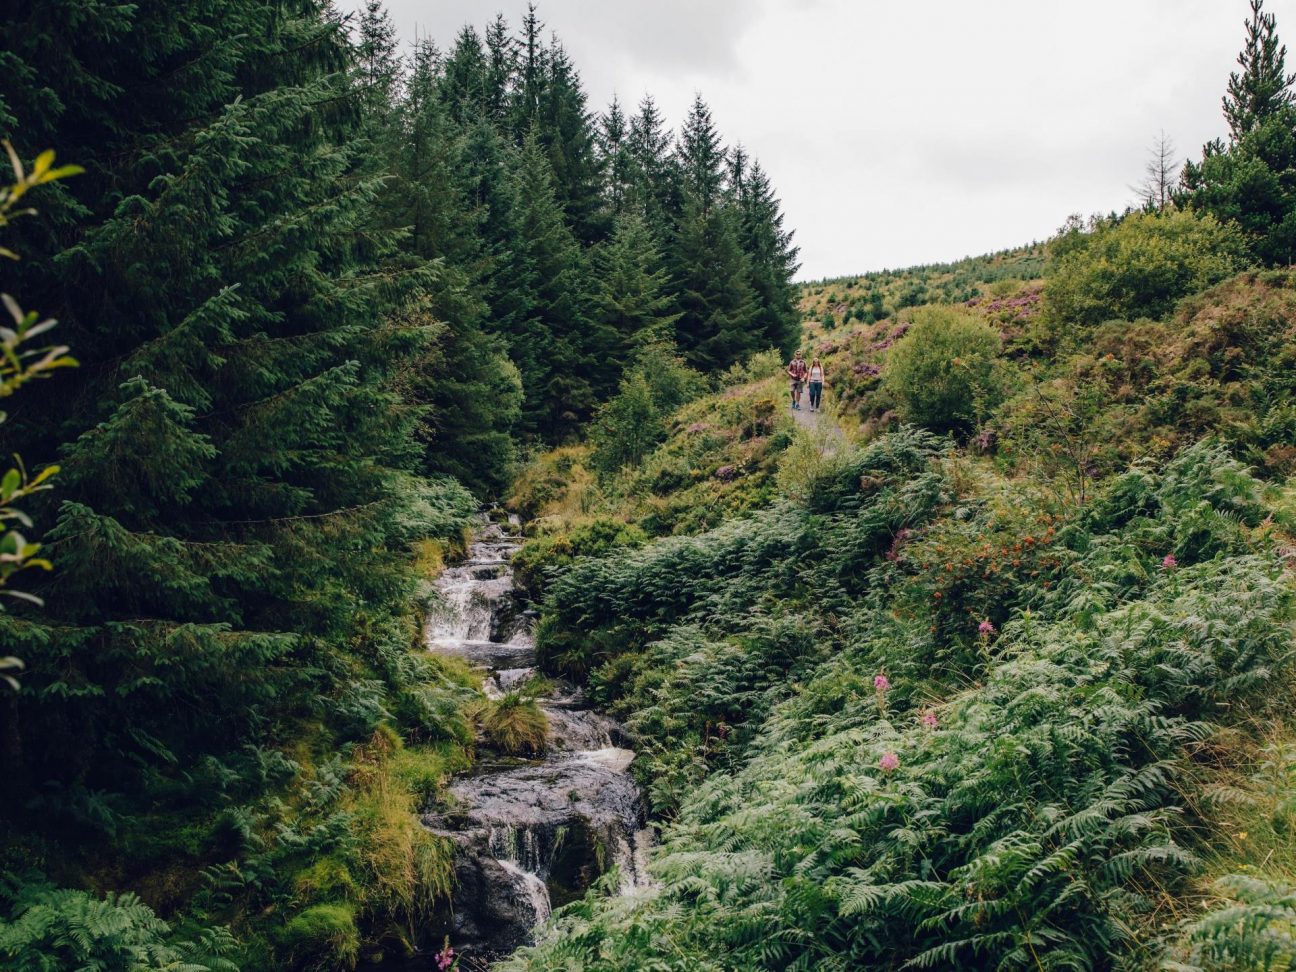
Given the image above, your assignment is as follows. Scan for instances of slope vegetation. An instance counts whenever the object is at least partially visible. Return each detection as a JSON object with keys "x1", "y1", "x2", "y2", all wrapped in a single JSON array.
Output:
[{"x1": 506, "y1": 242, "x2": 1296, "y2": 968}]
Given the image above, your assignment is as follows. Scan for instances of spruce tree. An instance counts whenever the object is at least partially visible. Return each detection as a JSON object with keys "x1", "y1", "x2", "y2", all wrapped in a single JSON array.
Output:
[
  {"x1": 737, "y1": 159, "x2": 801, "y2": 356},
  {"x1": 512, "y1": 4, "x2": 548, "y2": 137},
  {"x1": 0, "y1": 0, "x2": 469, "y2": 862},
  {"x1": 677, "y1": 94, "x2": 727, "y2": 216},
  {"x1": 355, "y1": 0, "x2": 402, "y2": 110},
  {"x1": 441, "y1": 26, "x2": 490, "y2": 125},
  {"x1": 483, "y1": 14, "x2": 517, "y2": 126},
  {"x1": 508, "y1": 130, "x2": 603, "y2": 438},
  {"x1": 590, "y1": 212, "x2": 681, "y2": 372},
  {"x1": 669, "y1": 198, "x2": 759, "y2": 371},
  {"x1": 538, "y1": 42, "x2": 608, "y2": 244},
  {"x1": 1184, "y1": 0, "x2": 1296, "y2": 264},
  {"x1": 600, "y1": 96, "x2": 635, "y2": 217},
  {"x1": 629, "y1": 95, "x2": 679, "y2": 235},
  {"x1": 1224, "y1": 0, "x2": 1296, "y2": 140},
  {"x1": 387, "y1": 39, "x2": 521, "y2": 496}
]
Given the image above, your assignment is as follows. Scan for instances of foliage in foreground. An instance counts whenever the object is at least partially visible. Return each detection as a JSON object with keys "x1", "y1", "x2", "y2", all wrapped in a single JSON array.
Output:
[{"x1": 507, "y1": 432, "x2": 1296, "y2": 970}]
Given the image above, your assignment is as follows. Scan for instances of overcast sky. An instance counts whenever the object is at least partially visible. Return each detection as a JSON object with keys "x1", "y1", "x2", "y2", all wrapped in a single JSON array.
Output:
[{"x1": 343, "y1": 0, "x2": 1284, "y2": 280}]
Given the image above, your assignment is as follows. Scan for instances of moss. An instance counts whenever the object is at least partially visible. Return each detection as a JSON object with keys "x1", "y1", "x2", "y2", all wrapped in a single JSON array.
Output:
[
  {"x1": 279, "y1": 902, "x2": 360, "y2": 972},
  {"x1": 390, "y1": 741, "x2": 470, "y2": 805},
  {"x1": 293, "y1": 856, "x2": 360, "y2": 905}
]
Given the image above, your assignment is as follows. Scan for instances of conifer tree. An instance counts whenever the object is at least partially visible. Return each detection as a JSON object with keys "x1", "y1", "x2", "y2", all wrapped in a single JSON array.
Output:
[
  {"x1": 0, "y1": 0, "x2": 470, "y2": 844},
  {"x1": 508, "y1": 130, "x2": 603, "y2": 437},
  {"x1": 669, "y1": 199, "x2": 759, "y2": 370},
  {"x1": 355, "y1": 0, "x2": 402, "y2": 110},
  {"x1": 538, "y1": 42, "x2": 608, "y2": 244},
  {"x1": 483, "y1": 15, "x2": 517, "y2": 125},
  {"x1": 600, "y1": 96, "x2": 635, "y2": 217},
  {"x1": 590, "y1": 213, "x2": 681, "y2": 370},
  {"x1": 512, "y1": 4, "x2": 548, "y2": 137},
  {"x1": 737, "y1": 159, "x2": 801, "y2": 356},
  {"x1": 1184, "y1": 0, "x2": 1296, "y2": 265},
  {"x1": 677, "y1": 95, "x2": 727, "y2": 217},
  {"x1": 441, "y1": 26, "x2": 490, "y2": 125},
  {"x1": 629, "y1": 95, "x2": 679, "y2": 235},
  {"x1": 1224, "y1": 0, "x2": 1296, "y2": 140},
  {"x1": 388, "y1": 39, "x2": 521, "y2": 495}
]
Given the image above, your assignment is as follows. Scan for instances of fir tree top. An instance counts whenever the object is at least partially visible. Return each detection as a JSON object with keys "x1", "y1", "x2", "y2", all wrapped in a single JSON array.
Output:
[{"x1": 1224, "y1": 0, "x2": 1296, "y2": 140}]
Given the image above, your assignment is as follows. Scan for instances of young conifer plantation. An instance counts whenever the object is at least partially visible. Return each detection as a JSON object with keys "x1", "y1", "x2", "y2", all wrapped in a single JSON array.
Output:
[
  {"x1": 0, "y1": 1, "x2": 797, "y2": 968},
  {"x1": 4, "y1": 1, "x2": 1296, "y2": 971}
]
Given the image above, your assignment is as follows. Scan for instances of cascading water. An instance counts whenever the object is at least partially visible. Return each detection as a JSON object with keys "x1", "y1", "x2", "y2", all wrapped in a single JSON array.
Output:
[{"x1": 417, "y1": 516, "x2": 650, "y2": 965}]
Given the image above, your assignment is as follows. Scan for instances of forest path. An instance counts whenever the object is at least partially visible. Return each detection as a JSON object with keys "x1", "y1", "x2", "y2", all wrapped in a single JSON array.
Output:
[{"x1": 789, "y1": 384, "x2": 847, "y2": 453}]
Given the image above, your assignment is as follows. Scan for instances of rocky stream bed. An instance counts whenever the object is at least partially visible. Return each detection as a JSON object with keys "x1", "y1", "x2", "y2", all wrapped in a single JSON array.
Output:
[{"x1": 407, "y1": 517, "x2": 650, "y2": 967}]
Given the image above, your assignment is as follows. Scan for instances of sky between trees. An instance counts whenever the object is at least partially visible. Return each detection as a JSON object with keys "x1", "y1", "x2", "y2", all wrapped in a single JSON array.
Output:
[{"x1": 352, "y1": 0, "x2": 1282, "y2": 279}]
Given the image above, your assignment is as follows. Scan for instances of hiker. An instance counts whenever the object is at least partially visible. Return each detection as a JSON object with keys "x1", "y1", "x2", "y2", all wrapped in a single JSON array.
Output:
[
  {"x1": 787, "y1": 351, "x2": 808, "y2": 410},
  {"x1": 807, "y1": 357, "x2": 825, "y2": 411}
]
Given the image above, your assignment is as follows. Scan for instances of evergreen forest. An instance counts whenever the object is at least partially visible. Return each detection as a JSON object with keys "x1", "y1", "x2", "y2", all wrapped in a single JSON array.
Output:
[{"x1": 4, "y1": 1, "x2": 1296, "y2": 971}]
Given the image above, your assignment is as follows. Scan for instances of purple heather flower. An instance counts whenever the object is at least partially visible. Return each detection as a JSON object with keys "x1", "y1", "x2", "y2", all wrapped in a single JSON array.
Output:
[
  {"x1": 886, "y1": 528, "x2": 912, "y2": 562},
  {"x1": 715, "y1": 464, "x2": 736, "y2": 481},
  {"x1": 978, "y1": 620, "x2": 995, "y2": 636},
  {"x1": 1162, "y1": 553, "x2": 1178, "y2": 570},
  {"x1": 920, "y1": 711, "x2": 939, "y2": 729}
]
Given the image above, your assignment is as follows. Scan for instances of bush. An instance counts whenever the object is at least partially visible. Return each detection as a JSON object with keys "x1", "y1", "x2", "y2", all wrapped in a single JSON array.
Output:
[
  {"x1": 1044, "y1": 209, "x2": 1249, "y2": 327},
  {"x1": 0, "y1": 880, "x2": 237, "y2": 972},
  {"x1": 512, "y1": 517, "x2": 648, "y2": 598},
  {"x1": 882, "y1": 306, "x2": 1003, "y2": 434},
  {"x1": 590, "y1": 342, "x2": 704, "y2": 473},
  {"x1": 480, "y1": 694, "x2": 548, "y2": 756},
  {"x1": 279, "y1": 903, "x2": 360, "y2": 972}
]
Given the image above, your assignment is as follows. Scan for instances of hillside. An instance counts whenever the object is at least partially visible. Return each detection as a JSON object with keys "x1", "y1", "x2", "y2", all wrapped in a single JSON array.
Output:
[
  {"x1": 799, "y1": 244, "x2": 1047, "y2": 332},
  {"x1": 504, "y1": 236, "x2": 1296, "y2": 967}
]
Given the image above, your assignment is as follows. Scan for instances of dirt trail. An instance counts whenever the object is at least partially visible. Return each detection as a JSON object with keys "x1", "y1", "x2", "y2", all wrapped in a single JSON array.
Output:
[{"x1": 789, "y1": 385, "x2": 846, "y2": 452}]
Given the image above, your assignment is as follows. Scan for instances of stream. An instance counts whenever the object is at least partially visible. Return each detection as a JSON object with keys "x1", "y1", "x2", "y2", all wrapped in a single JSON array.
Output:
[{"x1": 415, "y1": 516, "x2": 650, "y2": 966}]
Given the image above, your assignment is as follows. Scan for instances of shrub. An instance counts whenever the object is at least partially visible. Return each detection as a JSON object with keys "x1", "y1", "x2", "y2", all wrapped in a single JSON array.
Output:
[
  {"x1": 1043, "y1": 209, "x2": 1249, "y2": 327},
  {"x1": 512, "y1": 517, "x2": 648, "y2": 598},
  {"x1": 279, "y1": 903, "x2": 359, "y2": 972},
  {"x1": 0, "y1": 880, "x2": 237, "y2": 972},
  {"x1": 590, "y1": 342, "x2": 704, "y2": 473},
  {"x1": 480, "y1": 693, "x2": 548, "y2": 756},
  {"x1": 881, "y1": 306, "x2": 1003, "y2": 434}
]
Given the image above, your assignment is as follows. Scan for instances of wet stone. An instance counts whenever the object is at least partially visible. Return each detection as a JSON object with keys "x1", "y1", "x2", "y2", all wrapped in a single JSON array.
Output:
[{"x1": 418, "y1": 516, "x2": 650, "y2": 963}]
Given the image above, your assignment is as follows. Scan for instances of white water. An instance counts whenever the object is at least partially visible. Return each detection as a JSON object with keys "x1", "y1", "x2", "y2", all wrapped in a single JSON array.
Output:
[{"x1": 420, "y1": 516, "x2": 651, "y2": 961}]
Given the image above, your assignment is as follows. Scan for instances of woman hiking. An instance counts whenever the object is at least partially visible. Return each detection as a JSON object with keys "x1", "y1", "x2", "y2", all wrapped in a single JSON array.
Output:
[{"x1": 807, "y1": 357, "x2": 826, "y2": 412}]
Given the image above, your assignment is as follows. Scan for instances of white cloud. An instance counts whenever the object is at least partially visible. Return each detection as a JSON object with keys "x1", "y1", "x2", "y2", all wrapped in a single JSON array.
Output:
[{"x1": 349, "y1": 0, "x2": 1286, "y2": 278}]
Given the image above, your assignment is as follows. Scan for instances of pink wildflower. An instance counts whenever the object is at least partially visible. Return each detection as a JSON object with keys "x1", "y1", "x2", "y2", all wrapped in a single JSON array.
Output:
[
  {"x1": 879, "y1": 752, "x2": 900, "y2": 772},
  {"x1": 978, "y1": 619, "x2": 995, "y2": 636},
  {"x1": 1161, "y1": 554, "x2": 1178, "y2": 570},
  {"x1": 920, "y1": 711, "x2": 938, "y2": 729},
  {"x1": 435, "y1": 938, "x2": 456, "y2": 971},
  {"x1": 874, "y1": 674, "x2": 890, "y2": 692}
]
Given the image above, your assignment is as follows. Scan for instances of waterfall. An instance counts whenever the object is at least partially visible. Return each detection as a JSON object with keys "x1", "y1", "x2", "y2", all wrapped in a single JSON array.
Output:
[{"x1": 417, "y1": 516, "x2": 651, "y2": 964}]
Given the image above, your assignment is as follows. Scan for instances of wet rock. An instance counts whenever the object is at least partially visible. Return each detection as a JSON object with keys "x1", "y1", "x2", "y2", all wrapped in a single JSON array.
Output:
[{"x1": 421, "y1": 518, "x2": 649, "y2": 961}]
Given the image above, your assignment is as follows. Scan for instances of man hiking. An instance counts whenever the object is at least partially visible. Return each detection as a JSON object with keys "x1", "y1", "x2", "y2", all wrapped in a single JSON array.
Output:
[{"x1": 786, "y1": 350, "x2": 809, "y2": 410}]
